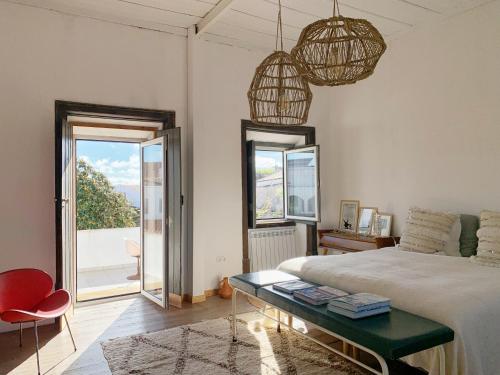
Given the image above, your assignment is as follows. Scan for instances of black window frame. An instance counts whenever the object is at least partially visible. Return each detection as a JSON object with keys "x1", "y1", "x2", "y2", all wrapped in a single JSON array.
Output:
[{"x1": 241, "y1": 120, "x2": 318, "y2": 273}]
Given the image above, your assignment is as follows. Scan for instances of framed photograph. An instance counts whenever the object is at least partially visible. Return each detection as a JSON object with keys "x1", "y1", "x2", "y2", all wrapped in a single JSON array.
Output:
[
  {"x1": 339, "y1": 200, "x2": 360, "y2": 232},
  {"x1": 357, "y1": 207, "x2": 378, "y2": 235},
  {"x1": 372, "y1": 213, "x2": 393, "y2": 237}
]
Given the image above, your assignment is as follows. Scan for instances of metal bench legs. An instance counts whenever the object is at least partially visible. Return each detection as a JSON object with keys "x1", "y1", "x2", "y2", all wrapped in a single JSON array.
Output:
[
  {"x1": 232, "y1": 288, "x2": 238, "y2": 342},
  {"x1": 231, "y1": 287, "x2": 391, "y2": 375},
  {"x1": 231, "y1": 288, "x2": 446, "y2": 375}
]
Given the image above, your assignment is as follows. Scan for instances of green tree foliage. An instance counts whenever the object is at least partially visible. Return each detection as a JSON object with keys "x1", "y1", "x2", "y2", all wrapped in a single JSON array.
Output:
[{"x1": 77, "y1": 159, "x2": 139, "y2": 230}]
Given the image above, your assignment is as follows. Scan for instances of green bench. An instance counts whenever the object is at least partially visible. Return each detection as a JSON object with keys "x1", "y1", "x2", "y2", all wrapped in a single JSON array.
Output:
[{"x1": 229, "y1": 270, "x2": 454, "y2": 375}]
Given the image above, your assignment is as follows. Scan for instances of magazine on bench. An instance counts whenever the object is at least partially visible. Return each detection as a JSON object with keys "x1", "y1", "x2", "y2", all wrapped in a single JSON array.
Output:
[
  {"x1": 328, "y1": 293, "x2": 391, "y2": 312},
  {"x1": 272, "y1": 280, "x2": 315, "y2": 294},
  {"x1": 293, "y1": 286, "x2": 349, "y2": 305},
  {"x1": 328, "y1": 304, "x2": 391, "y2": 319}
]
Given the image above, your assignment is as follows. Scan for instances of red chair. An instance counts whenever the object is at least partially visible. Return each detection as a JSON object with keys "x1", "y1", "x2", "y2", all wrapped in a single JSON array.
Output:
[{"x1": 0, "y1": 269, "x2": 76, "y2": 374}]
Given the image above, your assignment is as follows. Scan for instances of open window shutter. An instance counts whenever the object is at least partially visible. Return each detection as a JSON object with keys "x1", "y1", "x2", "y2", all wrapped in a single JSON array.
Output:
[
  {"x1": 246, "y1": 141, "x2": 257, "y2": 229},
  {"x1": 284, "y1": 145, "x2": 320, "y2": 222}
]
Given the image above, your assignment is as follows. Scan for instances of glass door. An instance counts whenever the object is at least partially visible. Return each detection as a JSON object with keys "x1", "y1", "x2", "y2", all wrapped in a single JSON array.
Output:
[
  {"x1": 140, "y1": 128, "x2": 182, "y2": 309},
  {"x1": 141, "y1": 137, "x2": 167, "y2": 307}
]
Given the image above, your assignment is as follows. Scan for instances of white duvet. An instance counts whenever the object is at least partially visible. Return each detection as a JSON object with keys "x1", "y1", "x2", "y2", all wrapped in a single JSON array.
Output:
[{"x1": 277, "y1": 248, "x2": 500, "y2": 375}]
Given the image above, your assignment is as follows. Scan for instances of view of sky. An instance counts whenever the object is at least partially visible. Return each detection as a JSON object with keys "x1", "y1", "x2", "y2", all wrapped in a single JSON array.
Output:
[
  {"x1": 77, "y1": 140, "x2": 140, "y2": 186},
  {"x1": 255, "y1": 150, "x2": 283, "y2": 170}
]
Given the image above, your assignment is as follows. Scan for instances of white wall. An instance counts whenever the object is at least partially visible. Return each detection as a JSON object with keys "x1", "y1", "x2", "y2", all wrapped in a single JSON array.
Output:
[
  {"x1": 190, "y1": 38, "x2": 331, "y2": 295},
  {"x1": 0, "y1": 2, "x2": 187, "y2": 331},
  {"x1": 318, "y1": 1, "x2": 500, "y2": 234}
]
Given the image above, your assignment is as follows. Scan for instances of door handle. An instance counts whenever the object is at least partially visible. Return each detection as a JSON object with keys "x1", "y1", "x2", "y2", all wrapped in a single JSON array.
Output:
[{"x1": 54, "y1": 198, "x2": 70, "y2": 206}]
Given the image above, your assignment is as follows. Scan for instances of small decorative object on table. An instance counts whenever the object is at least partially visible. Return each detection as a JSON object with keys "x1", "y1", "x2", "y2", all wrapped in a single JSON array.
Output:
[
  {"x1": 219, "y1": 277, "x2": 233, "y2": 299},
  {"x1": 372, "y1": 213, "x2": 393, "y2": 237},
  {"x1": 339, "y1": 200, "x2": 360, "y2": 232},
  {"x1": 357, "y1": 207, "x2": 378, "y2": 235}
]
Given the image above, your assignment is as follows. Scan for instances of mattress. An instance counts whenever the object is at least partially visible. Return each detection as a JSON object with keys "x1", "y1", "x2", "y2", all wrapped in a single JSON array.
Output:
[{"x1": 278, "y1": 247, "x2": 500, "y2": 375}]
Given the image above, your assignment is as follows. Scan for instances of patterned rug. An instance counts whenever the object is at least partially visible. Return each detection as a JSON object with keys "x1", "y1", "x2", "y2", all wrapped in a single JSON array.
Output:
[{"x1": 101, "y1": 312, "x2": 369, "y2": 375}]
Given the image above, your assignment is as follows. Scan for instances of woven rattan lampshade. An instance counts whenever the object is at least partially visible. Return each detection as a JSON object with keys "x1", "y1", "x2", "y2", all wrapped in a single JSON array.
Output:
[
  {"x1": 291, "y1": 2, "x2": 386, "y2": 87},
  {"x1": 248, "y1": 0, "x2": 312, "y2": 126},
  {"x1": 248, "y1": 51, "x2": 312, "y2": 126}
]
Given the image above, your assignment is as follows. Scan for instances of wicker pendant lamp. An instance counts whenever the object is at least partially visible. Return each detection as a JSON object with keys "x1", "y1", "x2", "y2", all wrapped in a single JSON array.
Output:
[
  {"x1": 248, "y1": 0, "x2": 312, "y2": 126},
  {"x1": 291, "y1": 0, "x2": 386, "y2": 86}
]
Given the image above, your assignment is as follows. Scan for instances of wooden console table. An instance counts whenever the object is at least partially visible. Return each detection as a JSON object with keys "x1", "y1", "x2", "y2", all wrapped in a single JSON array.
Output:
[{"x1": 318, "y1": 230, "x2": 400, "y2": 255}]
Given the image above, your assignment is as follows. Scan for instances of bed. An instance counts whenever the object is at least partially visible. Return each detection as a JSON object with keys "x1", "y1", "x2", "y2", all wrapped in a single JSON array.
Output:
[{"x1": 277, "y1": 247, "x2": 500, "y2": 375}]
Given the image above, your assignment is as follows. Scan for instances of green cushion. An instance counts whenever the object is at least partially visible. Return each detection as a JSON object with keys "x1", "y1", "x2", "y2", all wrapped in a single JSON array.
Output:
[
  {"x1": 460, "y1": 214, "x2": 479, "y2": 257},
  {"x1": 257, "y1": 286, "x2": 454, "y2": 360},
  {"x1": 229, "y1": 271, "x2": 299, "y2": 296}
]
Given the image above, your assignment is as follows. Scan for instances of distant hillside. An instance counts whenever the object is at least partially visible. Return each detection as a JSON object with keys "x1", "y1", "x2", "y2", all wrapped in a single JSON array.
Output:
[{"x1": 114, "y1": 185, "x2": 140, "y2": 208}]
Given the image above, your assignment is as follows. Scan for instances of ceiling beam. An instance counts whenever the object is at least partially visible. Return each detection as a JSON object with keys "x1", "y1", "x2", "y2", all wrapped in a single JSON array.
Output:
[{"x1": 196, "y1": 0, "x2": 234, "y2": 35}]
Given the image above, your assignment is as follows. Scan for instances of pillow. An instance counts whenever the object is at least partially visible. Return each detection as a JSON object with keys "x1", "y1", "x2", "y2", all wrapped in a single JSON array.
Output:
[
  {"x1": 399, "y1": 207, "x2": 459, "y2": 254},
  {"x1": 459, "y1": 214, "x2": 479, "y2": 257},
  {"x1": 471, "y1": 210, "x2": 500, "y2": 267},
  {"x1": 443, "y1": 217, "x2": 462, "y2": 256}
]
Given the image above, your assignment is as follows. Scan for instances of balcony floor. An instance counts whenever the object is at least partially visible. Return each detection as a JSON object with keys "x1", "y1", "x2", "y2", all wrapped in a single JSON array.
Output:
[{"x1": 77, "y1": 264, "x2": 140, "y2": 301}]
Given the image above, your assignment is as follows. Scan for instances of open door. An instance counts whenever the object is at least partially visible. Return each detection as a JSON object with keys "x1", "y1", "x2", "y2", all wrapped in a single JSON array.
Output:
[
  {"x1": 140, "y1": 128, "x2": 182, "y2": 308},
  {"x1": 55, "y1": 114, "x2": 76, "y2": 329},
  {"x1": 61, "y1": 118, "x2": 76, "y2": 315}
]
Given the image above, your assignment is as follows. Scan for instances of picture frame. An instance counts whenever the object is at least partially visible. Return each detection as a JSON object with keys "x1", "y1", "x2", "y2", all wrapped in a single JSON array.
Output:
[
  {"x1": 372, "y1": 213, "x2": 393, "y2": 237},
  {"x1": 339, "y1": 200, "x2": 360, "y2": 232},
  {"x1": 357, "y1": 207, "x2": 378, "y2": 235}
]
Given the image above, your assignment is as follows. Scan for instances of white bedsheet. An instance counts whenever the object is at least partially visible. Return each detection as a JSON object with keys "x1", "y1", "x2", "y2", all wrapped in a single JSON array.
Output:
[{"x1": 277, "y1": 248, "x2": 500, "y2": 375}]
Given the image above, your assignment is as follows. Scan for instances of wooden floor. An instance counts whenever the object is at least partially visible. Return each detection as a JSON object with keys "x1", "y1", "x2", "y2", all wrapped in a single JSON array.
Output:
[{"x1": 0, "y1": 294, "x2": 425, "y2": 375}]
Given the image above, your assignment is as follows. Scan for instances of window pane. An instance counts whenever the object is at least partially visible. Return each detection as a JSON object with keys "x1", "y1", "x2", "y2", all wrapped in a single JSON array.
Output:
[
  {"x1": 255, "y1": 150, "x2": 284, "y2": 220},
  {"x1": 142, "y1": 143, "x2": 164, "y2": 302},
  {"x1": 286, "y1": 148, "x2": 318, "y2": 219}
]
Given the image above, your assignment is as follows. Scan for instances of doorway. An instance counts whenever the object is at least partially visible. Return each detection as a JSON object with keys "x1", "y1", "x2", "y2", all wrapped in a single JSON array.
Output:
[
  {"x1": 55, "y1": 101, "x2": 182, "y2": 310},
  {"x1": 75, "y1": 138, "x2": 142, "y2": 301}
]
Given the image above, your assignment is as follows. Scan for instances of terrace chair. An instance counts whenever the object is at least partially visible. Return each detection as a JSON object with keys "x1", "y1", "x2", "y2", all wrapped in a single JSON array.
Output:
[
  {"x1": 124, "y1": 238, "x2": 141, "y2": 280},
  {"x1": 0, "y1": 268, "x2": 76, "y2": 375}
]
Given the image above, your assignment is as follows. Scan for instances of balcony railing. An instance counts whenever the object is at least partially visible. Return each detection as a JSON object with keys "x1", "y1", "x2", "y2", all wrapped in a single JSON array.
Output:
[{"x1": 77, "y1": 227, "x2": 140, "y2": 301}]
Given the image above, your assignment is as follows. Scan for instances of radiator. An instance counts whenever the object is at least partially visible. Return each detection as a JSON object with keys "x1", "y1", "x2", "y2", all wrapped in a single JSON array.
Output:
[{"x1": 248, "y1": 227, "x2": 301, "y2": 272}]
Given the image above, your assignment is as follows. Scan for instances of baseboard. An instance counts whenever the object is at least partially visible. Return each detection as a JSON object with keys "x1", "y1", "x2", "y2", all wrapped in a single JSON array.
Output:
[
  {"x1": 183, "y1": 289, "x2": 220, "y2": 304},
  {"x1": 204, "y1": 288, "x2": 219, "y2": 297},
  {"x1": 183, "y1": 293, "x2": 205, "y2": 303}
]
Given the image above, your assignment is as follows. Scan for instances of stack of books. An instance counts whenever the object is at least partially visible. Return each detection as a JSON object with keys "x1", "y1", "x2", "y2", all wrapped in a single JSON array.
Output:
[
  {"x1": 293, "y1": 286, "x2": 349, "y2": 306},
  {"x1": 272, "y1": 280, "x2": 315, "y2": 294},
  {"x1": 327, "y1": 293, "x2": 391, "y2": 319}
]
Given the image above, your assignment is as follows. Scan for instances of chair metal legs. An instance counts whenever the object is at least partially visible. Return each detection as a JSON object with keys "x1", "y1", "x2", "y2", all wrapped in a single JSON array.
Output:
[
  {"x1": 63, "y1": 314, "x2": 77, "y2": 352},
  {"x1": 19, "y1": 322, "x2": 22, "y2": 347},
  {"x1": 25, "y1": 316, "x2": 76, "y2": 374},
  {"x1": 34, "y1": 321, "x2": 40, "y2": 375}
]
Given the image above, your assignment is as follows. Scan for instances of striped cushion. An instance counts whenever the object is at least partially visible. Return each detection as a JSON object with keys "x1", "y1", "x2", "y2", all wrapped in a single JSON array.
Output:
[
  {"x1": 471, "y1": 211, "x2": 500, "y2": 267},
  {"x1": 400, "y1": 207, "x2": 458, "y2": 254}
]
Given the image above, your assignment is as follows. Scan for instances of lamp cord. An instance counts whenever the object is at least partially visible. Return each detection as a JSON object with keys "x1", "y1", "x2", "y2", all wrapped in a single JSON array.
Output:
[
  {"x1": 275, "y1": 0, "x2": 283, "y2": 51},
  {"x1": 333, "y1": 0, "x2": 341, "y2": 17}
]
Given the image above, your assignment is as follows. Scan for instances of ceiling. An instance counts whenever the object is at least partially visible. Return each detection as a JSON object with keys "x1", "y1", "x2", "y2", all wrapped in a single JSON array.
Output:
[{"x1": 7, "y1": 0, "x2": 494, "y2": 50}]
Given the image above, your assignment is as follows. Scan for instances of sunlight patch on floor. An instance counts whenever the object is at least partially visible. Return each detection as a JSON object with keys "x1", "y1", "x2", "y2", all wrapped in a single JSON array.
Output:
[{"x1": 7, "y1": 298, "x2": 138, "y2": 375}]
